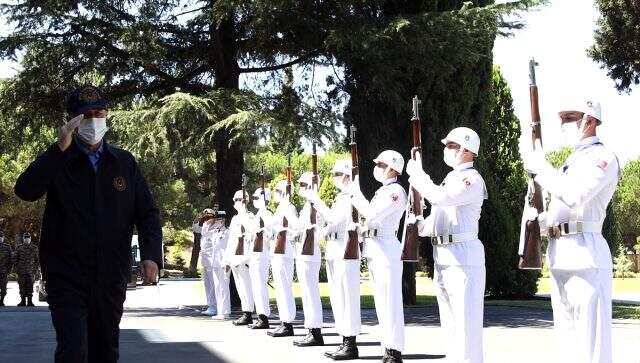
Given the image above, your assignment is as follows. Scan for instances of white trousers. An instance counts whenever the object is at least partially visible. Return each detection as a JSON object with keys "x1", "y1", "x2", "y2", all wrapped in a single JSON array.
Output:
[
  {"x1": 368, "y1": 257, "x2": 405, "y2": 352},
  {"x1": 434, "y1": 264, "x2": 485, "y2": 363},
  {"x1": 231, "y1": 263, "x2": 254, "y2": 312},
  {"x1": 296, "y1": 259, "x2": 323, "y2": 329},
  {"x1": 549, "y1": 268, "x2": 612, "y2": 363},
  {"x1": 211, "y1": 266, "x2": 231, "y2": 315},
  {"x1": 272, "y1": 257, "x2": 296, "y2": 323},
  {"x1": 327, "y1": 259, "x2": 361, "y2": 337},
  {"x1": 201, "y1": 253, "x2": 217, "y2": 310},
  {"x1": 249, "y1": 258, "x2": 271, "y2": 316}
]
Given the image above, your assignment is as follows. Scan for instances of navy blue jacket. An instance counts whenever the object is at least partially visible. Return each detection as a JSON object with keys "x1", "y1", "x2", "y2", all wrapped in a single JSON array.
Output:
[{"x1": 14, "y1": 139, "x2": 163, "y2": 288}]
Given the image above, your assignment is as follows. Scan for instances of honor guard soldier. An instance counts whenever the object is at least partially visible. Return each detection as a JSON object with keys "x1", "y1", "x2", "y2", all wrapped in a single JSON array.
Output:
[
  {"x1": 202, "y1": 208, "x2": 232, "y2": 320},
  {"x1": 294, "y1": 172, "x2": 325, "y2": 346},
  {"x1": 308, "y1": 160, "x2": 362, "y2": 360},
  {"x1": 14, "y1": 232, "x2": 39, "y2": 307},
  {"x1": 0, "y1": 231, "x2": 13, "y2": 306},
  {"x1": 199, "y1": 208, "x2": 219, "y2": 316},
  {"x1": 406, "y1": 127, "x2": 488, "y2": 363},
  {"x1": 247, "y1": 187, "x2": 273, "y2": 329},
  {"x1": 523, "y1": 100, "x2": 618, "y2": 363},
  {"x1": 267, "y1": 180, "x2": 300, "y2": 338},
  {"x1": 348, "y1": 150, "x2": 407, "y2": 363},
  {"x1": 225, "y1": 190, "x2": 255, "y2": 326}
]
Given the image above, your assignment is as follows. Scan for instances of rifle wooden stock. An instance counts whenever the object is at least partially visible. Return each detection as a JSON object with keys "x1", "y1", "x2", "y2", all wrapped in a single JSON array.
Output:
[
  {"x1": 519, "y1": 59, "x2": 543, "y2": 270},
  {"x1": 344, "y1": 126, "x2": 360, "y2": 260},
  {"x1": 235, "y1": 225, "x2": 245, "y2": 255},
  {"x1": 402, "y1": 96, "x2": 422, "y2": 262},
  {"x1": 302, "y1": 145, "x2": 318, "y2": 256},
  {"x1": 274, "y1": 217, "x2": 288, "y2": 254},
  {"x1": 253, "y1": 218, "x2": 264, "y2": 253}
]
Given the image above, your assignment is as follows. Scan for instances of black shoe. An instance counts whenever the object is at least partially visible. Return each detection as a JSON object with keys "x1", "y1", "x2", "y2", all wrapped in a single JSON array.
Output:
[
  {"x1": 325, "y1": 336, "x2": 346, "y2": 358},
  {"x1": 26, "y1": 296, "x2": 34, "y2": 307},
  {"x1": 382, "y1": 348, "x2": 402, "y2": 363},
  {"x1": 232, "y1": 312, "x2": 253, "y2": 326},
  {"x1": 0, "y1": 295, "x2": 5, "y2": 307},
  {"x1": 293, "y1": 328, "x2": 324, "y2": 347},
  {"x1": 331, "y1": 336, "x2": 358, "y2": 361},
  {"x1": 267, "y1": 322, "x2": 294, "y2": 337},
  {"x1": 249, "y1": 314, "x2": 270, "y2": 329},
  {"x1": 17, "y1": 297, "x2": 26, "y2": 307}
]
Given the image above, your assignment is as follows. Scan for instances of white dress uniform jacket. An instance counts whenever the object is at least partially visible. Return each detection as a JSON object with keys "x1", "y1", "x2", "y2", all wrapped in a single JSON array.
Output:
[
  {"x1": 249, "y1": 208, "x2": 273, "y2": 317},
  {"x1": 534, "y1": 136, "x2": 618, "y2": 363},
  {"x1": 270, "y1": 201, "x2": 300, "y2": 323},
  {"x1": 225, "y1": 212, "x2": 255, "y2": 313},
  {"x1": 351, "y1": 177, "x2": 407, "y2": 352},
  {"x1": 201, "y1": 222, "x2": 231, "y2": 316},
  {"x1": 410, "y1": 161, "x2": 487, "y2": 363}
]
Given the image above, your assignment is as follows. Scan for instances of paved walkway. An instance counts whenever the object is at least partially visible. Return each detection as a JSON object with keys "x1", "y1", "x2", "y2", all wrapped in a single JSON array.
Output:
[{"x1": 0, "y1": 281, "x2": 637, "y2": 362}]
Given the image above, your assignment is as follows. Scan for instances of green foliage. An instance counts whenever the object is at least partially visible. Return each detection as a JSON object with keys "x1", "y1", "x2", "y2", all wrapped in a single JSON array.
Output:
[
  {"x1": 613, "y1": 244, "x2": 632, "y2": 279},
  {"x1": 613, "y1": 159, "x2": 640, "y2": 244},
  {"x1": 546, "y1": 147, "x2": 572, "y2": 168},
  {"x1": 590, "y1": 0, "x2": 640, "y2": 92},
  {"x1": 173, "y1": 254, "x2": 187, "y2": 270}
]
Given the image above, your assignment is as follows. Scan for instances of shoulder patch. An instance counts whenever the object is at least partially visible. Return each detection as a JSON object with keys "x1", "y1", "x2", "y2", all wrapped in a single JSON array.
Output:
[
  {"x1": 391, "y1": 193, "x2": 399, "y2": 202},
  {"x1": 597, "y1": 160, "x2": 608, "y2": 170}
]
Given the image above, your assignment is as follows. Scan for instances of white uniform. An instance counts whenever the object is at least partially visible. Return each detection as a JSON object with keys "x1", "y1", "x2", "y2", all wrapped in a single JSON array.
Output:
[
  {"x1": 270, "y1": 201, "x2": 299, "y2": 323},
  {"x1": 410, "y1": 161, "x2": 487, "y2": 363},
  {"x1": 315, "y1": 191, "x2": 362, "y2": 337},
  {"x1": 351, "y1": 178, "x2": 407, "y2": 352},
  {"x1": 295, "y1": 201, "x2": 324, "y2": 329},
  {"x1": 201, "y1": 222, "x2": 231, "y2": 315},
  {"x1": 534, "y1": 137, "x2": 618, "y2": 363},
  {"x1": 200, "y1": 221, "x2": 218, "y2": 312},
  {"x1": 249, "y1": 208, "x2": 273, "y2": 317},
  {"x1": 225, "y1": 213, "x2": 255, "y2": 313}
]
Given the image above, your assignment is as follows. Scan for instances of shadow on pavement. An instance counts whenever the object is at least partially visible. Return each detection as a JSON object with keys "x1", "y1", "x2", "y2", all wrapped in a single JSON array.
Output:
[{"x1": 359, "y1": 354, "x2": 445, "y2": 360}]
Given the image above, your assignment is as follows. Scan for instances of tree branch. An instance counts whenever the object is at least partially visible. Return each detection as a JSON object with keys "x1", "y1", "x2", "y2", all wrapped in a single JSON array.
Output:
[{"x1": 240, "y1": 50, "x2": 320, "y2": 74}]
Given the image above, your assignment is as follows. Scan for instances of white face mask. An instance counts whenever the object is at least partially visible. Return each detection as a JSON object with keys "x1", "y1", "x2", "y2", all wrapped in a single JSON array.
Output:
[
  {"x1": 233, "y1": 201, "x2": 245, "y2": 213},
  {"x1": 443, "y1": 148, "x2": 462, "y2": 168},
  {"x1": 77, "y1": 118, "x2": 108, "y2": 145},
  {"x1": 561, "y1": 120, "x2": 586, "y2": 146},
  {"x1": 213, "y1": 219, "x2": 224, "y2": 227},
  {"x1": 373, "y1": 166, "x2": 387, "y2": 183},
  {"x1": 333, "y1": 176, "x2": 346, "y2": 191},
  {"x1": 253, "y1": 198, "x2": 265, "y2": 210}
]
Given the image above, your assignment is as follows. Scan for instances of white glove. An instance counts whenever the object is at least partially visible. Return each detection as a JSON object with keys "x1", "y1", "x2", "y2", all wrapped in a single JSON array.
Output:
[
  {"x1": 406, "y1": 158, "x2": 426, "y2": 178},
  {"x1": 405, "y1": 213, "x2": 424, "y2": 226},
  {"x1": 346, "y1": 175, "x2": 362, "y2": 196},
  {"x1": 523, "y1": 206, "x2": 538, "y2": 221},
  {"x1": 347, "y1": 222, "x2": 359, "y2": 232},
  {"x1": 523, "y1": 140, "x2": 550, "y2": 175}
]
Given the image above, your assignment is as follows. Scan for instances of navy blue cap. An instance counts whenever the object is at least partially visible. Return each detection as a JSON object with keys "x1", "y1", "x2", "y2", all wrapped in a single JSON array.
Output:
[{"x1": 66, "y1": 85, "x2": 107, "y2": 115}]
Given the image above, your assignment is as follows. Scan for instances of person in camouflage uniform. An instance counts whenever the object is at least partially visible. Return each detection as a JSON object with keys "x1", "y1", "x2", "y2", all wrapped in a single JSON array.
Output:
[
  {"x1": 14, "y1": 232, "x2": 39, "y2": 307},
  {"x1": 0, "y1": 231, "x2": 13, "y2": 307}
]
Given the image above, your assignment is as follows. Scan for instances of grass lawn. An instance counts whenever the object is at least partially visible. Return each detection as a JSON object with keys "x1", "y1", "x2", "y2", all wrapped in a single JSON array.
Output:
[{"x1": 193, "y1": 276, "x2": 640, "y2": 319}]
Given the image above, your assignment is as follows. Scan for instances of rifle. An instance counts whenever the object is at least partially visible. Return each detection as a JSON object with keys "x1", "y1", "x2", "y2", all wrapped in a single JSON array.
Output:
[
  {"x1": 302, "y1": 143, "x2": 318, "y2": 255},
  {"x1": 401, "y1": 96, "x2": 422, "y2": 262},
  {"x1": 344, "y1": 126, "x2": 360, "y2": 260},
  {"x1": 518, "y1": 58, "x2": 544, "y2": 270},
  {"x1": 235, "y1": 174, "x2": 247, "y2": 256},
  {"x1": 253, "y1": 165, "x2": 266, "y2": 253},
  {"x1": 274, "y1": 155, "x2": 292, "y2": 254}
]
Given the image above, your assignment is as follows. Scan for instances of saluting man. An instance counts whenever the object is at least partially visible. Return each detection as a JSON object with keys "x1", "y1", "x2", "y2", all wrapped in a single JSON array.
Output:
[
  {"x1": 267, "y1": 180, "x2": 300, "y2": 338},
  {"x1": 199, "y1": 208, "x2": 219, "y2": 316},
  {"x1": 523, "y1": 100, "x2": 618, "y2": 363},
  {"x1": 203, "y1": 209, "x2": 232, "y2": 321},
  {"x1": 294, "y1": 172, "x2": 325, "y2": 347},
  {"x1": 247, "y1": 187, "x2": 273, "y2": 329},
  {"x1": 225, "y1": 190, "x2": 255, "y2": 326},
  {"x1": 308, "y1": 160, "x2": 362, "y2": 360},
  {"x1": 348, "y1": 150, "x2": 407, "y2": 363},
  {"x1": 406, "y1": 127, "x2": 488, "y2": 363}
]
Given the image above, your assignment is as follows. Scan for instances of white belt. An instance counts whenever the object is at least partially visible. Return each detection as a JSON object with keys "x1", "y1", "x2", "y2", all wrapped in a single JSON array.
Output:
[
  {"x1": 363, "y1": 229, "x2": 397, "y2": 238},
  {"x1": 548, "y1": 221, "x2": 601, "y2": 239},
  {"x1": 431, "y1": 231, "x2": 478, "y2": 246}
]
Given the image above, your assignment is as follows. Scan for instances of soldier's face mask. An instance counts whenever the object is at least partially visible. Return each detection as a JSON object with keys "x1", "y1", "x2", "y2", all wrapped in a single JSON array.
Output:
[
  {"x1": 373, "y1": 163, "x2": 389, "y2": 183},
  {"x1": 333, "y1": 172, "x2": 348, "y2": 191},
  {"x1": 561, "y1": 117, "x2": 588, "y2": 146},
  {"x1": 253, "y1": 195, "x2": 266, "y2": 209},
  {"x1": 443, "y1": 146, "x2": 462, "y2": 168},
  {"x1": 77, "y1": 117, "x2": 108, "y2": 145}
]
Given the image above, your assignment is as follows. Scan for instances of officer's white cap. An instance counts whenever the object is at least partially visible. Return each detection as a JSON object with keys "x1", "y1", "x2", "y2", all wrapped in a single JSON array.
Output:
[
  {"x1": 559, "y1": 99, "x2": 603, "y2": 124},
  {"x1": 373, "y1": 150, "x2": 405, "y2": 175},
  {"x1": 297, "y1": 171, "x2": 320, "y2": 186},
  {"x1": 253, "y1": 187, "x2": 272, "y2": 201},
  {"x1": 275, "y1": 180, "x2": 288, "y2": 193},
  {"x1": 441, "y1": 127, "x2": 480, "y2": 155},
  {"x1": 233, "y1": 190, "x2": 248, "y2": 200},
  {"x1": 332, "y1": 159, "x2": 352, "y2": 176}
]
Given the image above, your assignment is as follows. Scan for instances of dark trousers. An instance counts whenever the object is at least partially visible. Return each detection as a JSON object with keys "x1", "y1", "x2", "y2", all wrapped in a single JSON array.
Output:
[
  {"x1": 47, "y1": 279, "x2": 126, "y2": 363},
  {"x1": 17, "y1": 273, "x2": 34, "y2": 297},
  {"x1": 0, "y1": 273, "x2": 7, "y2": 296}
]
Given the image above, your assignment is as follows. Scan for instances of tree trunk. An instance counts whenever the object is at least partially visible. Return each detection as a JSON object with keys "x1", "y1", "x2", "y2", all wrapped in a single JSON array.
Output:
[{"x1": 189, "y1": 233, "x2": 201, "y2": 272}]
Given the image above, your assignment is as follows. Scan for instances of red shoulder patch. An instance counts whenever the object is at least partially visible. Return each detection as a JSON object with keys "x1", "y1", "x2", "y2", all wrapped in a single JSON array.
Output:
[
  {"x1": 462, "y1": 177, "x2": 472, "y2": 188},
  {"x1": 597, "y1": 160, "x2": 608, "y2": 170},
  {"x1": 391, "y1": 193, "x2": 399, "y2": 202}
]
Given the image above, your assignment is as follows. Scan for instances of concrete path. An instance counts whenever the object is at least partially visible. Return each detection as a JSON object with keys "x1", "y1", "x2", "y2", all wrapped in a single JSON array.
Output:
[{"x1": 0, "y1": 281, "x2": 637, "y2": 363}]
